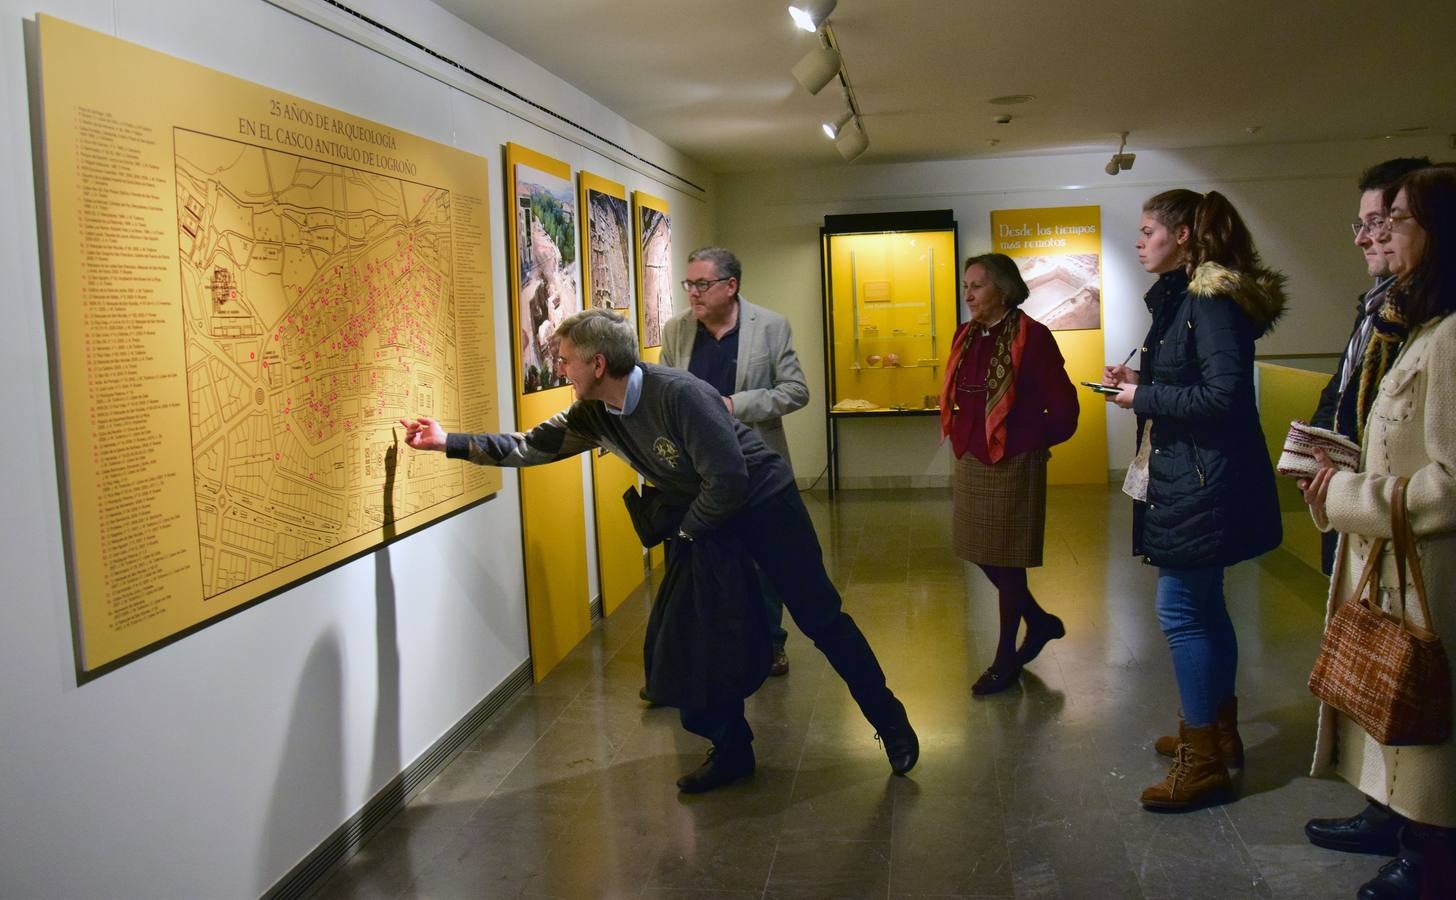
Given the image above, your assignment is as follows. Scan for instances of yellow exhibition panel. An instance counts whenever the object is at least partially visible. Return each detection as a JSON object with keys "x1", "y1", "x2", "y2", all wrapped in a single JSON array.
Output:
[
  {"x1": 991, "y1": 205, "x2": 1108, "y2": 485},
  {"x1": 505, "y1": 143, "x2": 591, "y2": 681},
  {"x1": 579, "y1": 170, "x2": 646, "y2": 616},
  {"x1": 37, "y1": 16, "x2": 500, "y2": 675}
]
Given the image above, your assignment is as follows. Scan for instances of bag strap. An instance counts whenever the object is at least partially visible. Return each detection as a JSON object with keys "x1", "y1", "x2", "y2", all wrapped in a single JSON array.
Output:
[
  {"x1": 1347, "y1": 535, "x2": 1387, "y2": 612},
  {"x1": 1389, "y1": 476, "x2": 1437, "y2": 635}
]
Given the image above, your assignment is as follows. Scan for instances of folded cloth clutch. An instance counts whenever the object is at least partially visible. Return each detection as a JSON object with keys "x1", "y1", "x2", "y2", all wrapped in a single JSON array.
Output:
[{"x1": 1277, "y1": 421, "x2": 1361, "y2": 478}]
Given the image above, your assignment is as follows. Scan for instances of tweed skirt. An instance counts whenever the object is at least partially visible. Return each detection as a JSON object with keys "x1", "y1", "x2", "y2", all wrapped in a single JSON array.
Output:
[{"x1": 952, "y1": 448, "x2": 1049, "y2": 567}]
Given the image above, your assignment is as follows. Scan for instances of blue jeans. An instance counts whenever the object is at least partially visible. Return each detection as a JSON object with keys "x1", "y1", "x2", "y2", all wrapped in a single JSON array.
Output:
[{"x1": 1155, "y1": 566, "x2": 1237, "y2": 727}]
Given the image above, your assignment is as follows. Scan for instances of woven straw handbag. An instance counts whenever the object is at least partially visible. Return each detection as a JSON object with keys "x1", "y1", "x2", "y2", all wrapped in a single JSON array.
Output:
[{"x1": 1308, "y1": 477, "x2": 1452, "y2": 746}]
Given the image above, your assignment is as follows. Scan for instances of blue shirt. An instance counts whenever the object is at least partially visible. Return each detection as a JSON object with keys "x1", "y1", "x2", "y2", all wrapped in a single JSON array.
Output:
[{"x1": 687, "y1": 318, "x2": 740, "y2": 398}]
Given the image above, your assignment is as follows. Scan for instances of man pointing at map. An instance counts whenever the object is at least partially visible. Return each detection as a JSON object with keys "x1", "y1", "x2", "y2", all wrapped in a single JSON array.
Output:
[{"x1": 399, "y1": 308, "x2": 918, "y2": 793}]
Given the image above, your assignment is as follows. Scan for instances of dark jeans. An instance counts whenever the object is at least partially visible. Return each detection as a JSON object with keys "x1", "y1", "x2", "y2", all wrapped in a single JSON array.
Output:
[
  {"x1": 681, "y1": 700, "x2": 753, "y2": 758},
  {"x1": 760, "y1": 568, "x2": 788, "y2": 647},
  {"x1": 726, "y1": 486, "x2": 903, "y2": 730}
]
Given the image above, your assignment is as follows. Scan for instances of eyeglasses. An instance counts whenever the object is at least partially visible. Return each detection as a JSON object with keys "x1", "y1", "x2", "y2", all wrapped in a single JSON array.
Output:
[
  {"x1": 1350, "y1": 216, "x2": 1388, "y2": 236},
  {"x1": 1384, "y1": 213, "x2": 1415, "y2": 232},
  {"x1": 680, "y1": 277, "x2": 731, "y2": 294}
]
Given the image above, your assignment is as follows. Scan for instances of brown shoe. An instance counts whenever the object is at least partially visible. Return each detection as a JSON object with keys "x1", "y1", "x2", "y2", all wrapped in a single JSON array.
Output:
[
  {"x1": 769, "y1": 644, "x2": 789, "y2": 677},
  {"x1": 1154, "y1": 698, "x2": 1243, "y2": 769},
  {"x1": 1141, "y1": 724, "x2": 1233, "y2": 811}
]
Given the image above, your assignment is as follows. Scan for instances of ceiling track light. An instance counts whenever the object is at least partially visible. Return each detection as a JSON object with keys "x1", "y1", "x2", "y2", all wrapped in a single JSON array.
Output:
[
  {"x1": 823, "y1": 109, "x2": 853, "y2": 139},
  {"x1": 788, "y1": 11, "x2": 866, "y2": 162},
  {"x1": 1104, "y1": 131, "x2": 1135, "y2": 176},
  {"x1": 792, "y1": 45, "x2": 842, "y2": 95},
  {"x1": 835, "y1": 120, "x2": 868, "y2": 162},
  {"x1": 788, "y1": 0, "x2": 836, "y2": 33}
]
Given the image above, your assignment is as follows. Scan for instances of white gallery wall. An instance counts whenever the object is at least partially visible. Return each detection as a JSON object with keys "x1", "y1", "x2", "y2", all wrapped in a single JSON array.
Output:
[
  {"x1": 715, "y1": 135, "x2": 1449, "y2": 485},
  {"x1": 0, "y1": 0, "x2": 713, "y2": 896}
]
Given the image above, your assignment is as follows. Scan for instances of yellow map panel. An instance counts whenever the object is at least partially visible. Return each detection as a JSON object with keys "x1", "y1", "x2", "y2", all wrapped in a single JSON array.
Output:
[{"x1": 38, "y1": 16, "x2": 500, "y2": 674}]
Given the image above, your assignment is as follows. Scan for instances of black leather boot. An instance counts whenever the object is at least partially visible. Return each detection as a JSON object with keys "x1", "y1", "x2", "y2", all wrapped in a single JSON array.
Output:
[{"x1": 1305, "y1": 800, "x2": 1404, "y2": 856}]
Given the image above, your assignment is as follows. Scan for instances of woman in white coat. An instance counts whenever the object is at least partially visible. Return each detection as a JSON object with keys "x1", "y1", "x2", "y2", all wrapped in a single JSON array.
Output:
[{"x1": 1302, "y1": 165, "x2": 1456, "y2": 900}]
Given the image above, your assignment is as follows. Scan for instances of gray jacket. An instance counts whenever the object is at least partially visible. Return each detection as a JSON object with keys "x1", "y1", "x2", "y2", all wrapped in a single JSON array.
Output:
[{"x1": 660, "y1": 296, "x2": 809, "y2": 465}]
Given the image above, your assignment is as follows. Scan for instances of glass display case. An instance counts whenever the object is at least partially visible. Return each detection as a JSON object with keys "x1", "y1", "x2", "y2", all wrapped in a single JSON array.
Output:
[{"x1": 820, "y1": 210, "x2": 959, "y2": 490}]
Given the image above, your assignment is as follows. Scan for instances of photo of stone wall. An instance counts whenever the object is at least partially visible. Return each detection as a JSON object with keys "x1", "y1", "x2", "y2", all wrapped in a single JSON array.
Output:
[
  {"x1": 638, "y1": 206, "x2": 672, "y2": 348},
  {"x1": 1014, "y1": 253, "x2": 1100, "y2": 331},
  {"x1": 586, "y1": 189, "x2": 630, "y2": 310}
]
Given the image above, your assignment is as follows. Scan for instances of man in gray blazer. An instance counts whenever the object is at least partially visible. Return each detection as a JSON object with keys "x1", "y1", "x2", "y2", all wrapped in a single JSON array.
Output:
[{"x1": 662, "y1": 247, "x2": 809, "y2": 674}]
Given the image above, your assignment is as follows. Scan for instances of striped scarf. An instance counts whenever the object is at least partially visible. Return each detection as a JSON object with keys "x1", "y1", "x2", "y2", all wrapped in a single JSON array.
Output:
[{"x1": 1342, "y1": 291, "x2": 1408, "y2": 442}]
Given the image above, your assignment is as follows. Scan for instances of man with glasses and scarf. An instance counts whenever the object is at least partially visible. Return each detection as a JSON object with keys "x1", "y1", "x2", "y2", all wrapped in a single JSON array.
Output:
[
  {"x1": 661, "y1": 247, "x2": 809, "y2": 677},
  {"x1": 1302, "y1": 155, "x2": 1429, "y2": 870}
]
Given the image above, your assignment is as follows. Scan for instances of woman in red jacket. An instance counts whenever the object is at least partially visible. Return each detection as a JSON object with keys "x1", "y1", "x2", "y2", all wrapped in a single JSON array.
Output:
[{"x1": 939, "y1": 253, "x2": 1079, "y2": 695}]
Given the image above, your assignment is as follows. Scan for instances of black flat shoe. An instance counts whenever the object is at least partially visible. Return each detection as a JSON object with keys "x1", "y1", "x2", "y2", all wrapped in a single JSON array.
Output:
[
  {"x1": 1357, "y1": 856, "x2": 1422, "y2": 900},
  {"x1": 1016, "y1": 614, "x2": 1066, "y2": 666},
  {"x1": 971, "y1": 663, "x2": 1021, "y2": 697},
  {"x1": 677, "y1": 747, "x2": 755, "y2": 794},
  {"x1": 1305, "y1": 803, "x2": 1404, "y2": 856},
  {"x1": 638, "y1": 686, "x2": 658, "y2": 707}
]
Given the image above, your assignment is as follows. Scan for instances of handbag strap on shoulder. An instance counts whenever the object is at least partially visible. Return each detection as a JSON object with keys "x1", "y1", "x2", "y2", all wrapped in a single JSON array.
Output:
[{"x1": 1390, "y1": 476, "x2": 1436, "y2": 635}]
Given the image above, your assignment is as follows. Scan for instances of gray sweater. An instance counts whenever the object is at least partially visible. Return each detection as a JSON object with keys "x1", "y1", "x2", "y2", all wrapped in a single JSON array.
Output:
[{"x1": 445, "y1": 363, "x2": 794, "y2": 536}]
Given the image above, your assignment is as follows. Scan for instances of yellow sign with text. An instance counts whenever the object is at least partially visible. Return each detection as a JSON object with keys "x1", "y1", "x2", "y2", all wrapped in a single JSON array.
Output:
[{"x1": 990, "y1": 206, "x2": 1107, "y2": 483}]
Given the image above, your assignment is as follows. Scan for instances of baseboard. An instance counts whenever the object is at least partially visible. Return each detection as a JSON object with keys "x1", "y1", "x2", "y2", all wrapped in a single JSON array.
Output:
[
  {"x1": 829, "y1": 474, "x2": 952, "y2": 490},
  {"x1": 264, "y1": 659, "x2": 534, "y2": 900}
]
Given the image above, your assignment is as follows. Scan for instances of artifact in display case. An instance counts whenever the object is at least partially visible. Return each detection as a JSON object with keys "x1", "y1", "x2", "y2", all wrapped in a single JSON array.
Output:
[{"x1": 821, "y1": 211, "x2": 959, "y2": 416}]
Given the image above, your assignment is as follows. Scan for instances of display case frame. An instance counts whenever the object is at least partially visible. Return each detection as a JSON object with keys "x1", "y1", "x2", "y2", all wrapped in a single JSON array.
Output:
[{"x1": 819, "y1": 210, "x2": 959, "y2": 492}]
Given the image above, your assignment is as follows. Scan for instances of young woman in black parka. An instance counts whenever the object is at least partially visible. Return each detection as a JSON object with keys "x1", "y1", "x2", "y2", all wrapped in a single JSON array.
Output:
[{"x1": 1102, "y1": 189, "x2": 1285, "y2": 811}]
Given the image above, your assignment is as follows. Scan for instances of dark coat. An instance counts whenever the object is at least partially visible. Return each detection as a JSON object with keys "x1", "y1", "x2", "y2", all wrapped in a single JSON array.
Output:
[
  {"x1": 1131, "y1": 263, "x2": 1286, "y2": 568},
  {"x1": 623, "y1": 487, "x2": 770, "y2": 709}
]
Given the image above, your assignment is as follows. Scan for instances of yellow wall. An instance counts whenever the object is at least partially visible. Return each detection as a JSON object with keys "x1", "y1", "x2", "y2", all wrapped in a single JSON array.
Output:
[{"x1": 1257, "y1": 363, "x2": 1331, "y2": 572}]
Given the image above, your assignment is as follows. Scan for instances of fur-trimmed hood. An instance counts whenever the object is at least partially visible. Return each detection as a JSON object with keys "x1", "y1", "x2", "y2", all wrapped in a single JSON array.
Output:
[{"x1": 1188, "y1": 261, "x2": 1287, "y2": 337}]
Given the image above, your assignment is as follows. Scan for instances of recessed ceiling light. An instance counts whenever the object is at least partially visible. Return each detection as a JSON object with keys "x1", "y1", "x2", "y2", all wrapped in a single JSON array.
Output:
[{"x1": 989, "y1": 94, "x2": 1036, "y2": 106}]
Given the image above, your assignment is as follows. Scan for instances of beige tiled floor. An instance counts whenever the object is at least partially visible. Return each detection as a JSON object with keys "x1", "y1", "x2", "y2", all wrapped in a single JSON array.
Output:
[{"x1": 319, "y1": 485, "x2": 1378, "y2": 899}]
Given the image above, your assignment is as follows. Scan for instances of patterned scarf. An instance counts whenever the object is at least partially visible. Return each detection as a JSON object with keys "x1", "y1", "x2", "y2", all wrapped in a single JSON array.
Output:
[
  {"x1": 938, "y1": 308, "x2": 1028, "y2": 462},
  {"x1": 1341, "y1": 291, "x2": 1408, "y2": 442}
]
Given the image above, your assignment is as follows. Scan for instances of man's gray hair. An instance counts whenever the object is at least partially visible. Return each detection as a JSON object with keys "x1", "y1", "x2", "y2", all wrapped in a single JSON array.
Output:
[
  {"x1": 687, "y1": 246, "x2": 743, "y2": 288},
  {"x1": 555, "y1": 308, "x2": 639, "y2": 376}
]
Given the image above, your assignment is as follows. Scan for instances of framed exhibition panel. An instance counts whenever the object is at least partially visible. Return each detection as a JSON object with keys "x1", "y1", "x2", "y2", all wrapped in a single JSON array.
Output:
[
  {"x1": 990, "y1": 205, "x2": 1107, "y2": 484},
  {"x1": 632, "y1": 191, "x2": 672, "y2": 360},
  {"x1": 36, "y1": 15, "x2": 501, "y2": 677},
  {"x1": 579, "y1": 170, "x2": 646, "y2": 617},
  {"x1": 579, "y1": 172, "x2": 632, "y2": 313},
  {"x1": 504, "y1": 143, "x2": 591, "y2": 681}
]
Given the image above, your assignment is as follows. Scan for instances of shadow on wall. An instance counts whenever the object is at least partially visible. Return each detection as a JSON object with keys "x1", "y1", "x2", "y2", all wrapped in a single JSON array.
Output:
[
  {"x1": 257, "y1": 631, "x2": 344, "y2": 894},
  {"x1": 372, "y1": 443, "x2": 402, "y2": 822}
]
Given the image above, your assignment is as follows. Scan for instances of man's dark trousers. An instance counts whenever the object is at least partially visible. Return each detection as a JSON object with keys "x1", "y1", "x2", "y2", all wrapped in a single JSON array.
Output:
[{"x1": 725, "y1": 486, "x2": 904, "y2": 730}]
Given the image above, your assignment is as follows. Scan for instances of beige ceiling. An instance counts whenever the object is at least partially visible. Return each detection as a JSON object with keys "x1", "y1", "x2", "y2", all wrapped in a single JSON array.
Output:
[{"x1": 434, "y1": 0, "x2": 1455, "y2": 173}]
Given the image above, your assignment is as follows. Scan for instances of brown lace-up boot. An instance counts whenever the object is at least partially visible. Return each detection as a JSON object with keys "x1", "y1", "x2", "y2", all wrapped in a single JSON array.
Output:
[
  {"x1": 1140, "y1": 724, "x2": 1233, "y2": 811},
  {"x1": 1154, "y1": 698, "x2": 1244, "y2": 768}
]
